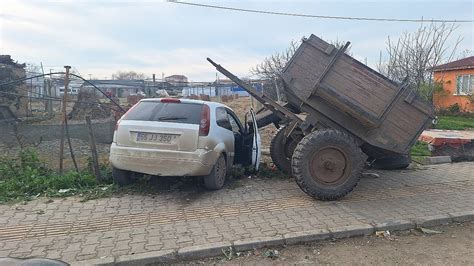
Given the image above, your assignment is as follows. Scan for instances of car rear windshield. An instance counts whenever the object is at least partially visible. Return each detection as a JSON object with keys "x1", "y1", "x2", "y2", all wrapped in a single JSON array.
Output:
[{"x1": 123, "y1": 101, "x2": 202, "y2": 125}]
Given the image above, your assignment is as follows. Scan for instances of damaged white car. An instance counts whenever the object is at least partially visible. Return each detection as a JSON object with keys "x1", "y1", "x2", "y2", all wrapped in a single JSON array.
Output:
[{"x1": 109, "y1": 98, "x2": 261, "y2": 190}]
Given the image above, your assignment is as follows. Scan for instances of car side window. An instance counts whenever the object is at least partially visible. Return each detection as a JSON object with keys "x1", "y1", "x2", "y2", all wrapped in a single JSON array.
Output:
[
  {"x1": 226, "y1": 111, "x2": 241, "y2": 134},
  {"x1": 216, "y1": 107, "x2": 232, "y2": 131}
]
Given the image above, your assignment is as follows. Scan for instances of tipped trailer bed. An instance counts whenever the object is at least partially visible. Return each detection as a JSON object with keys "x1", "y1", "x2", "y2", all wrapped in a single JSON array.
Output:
[{"x1": 208, "y1": 34, "x2": 435, "y2": 200}]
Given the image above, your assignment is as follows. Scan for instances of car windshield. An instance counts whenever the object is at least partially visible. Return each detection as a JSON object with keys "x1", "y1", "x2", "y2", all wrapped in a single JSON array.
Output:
[{"x1": 123, "y1": 101, "x2": 203, "y2": 125}]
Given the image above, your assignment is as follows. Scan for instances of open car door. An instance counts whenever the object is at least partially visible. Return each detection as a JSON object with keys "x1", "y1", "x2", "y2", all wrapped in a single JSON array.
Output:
[{"x1": 249, "y1": 108, "x2": 261, "y2": 171}]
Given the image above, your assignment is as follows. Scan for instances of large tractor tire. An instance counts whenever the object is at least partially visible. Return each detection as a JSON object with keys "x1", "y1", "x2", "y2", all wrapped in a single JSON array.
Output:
[
  {"x1": 270, "y1": 125, "x2": 302, "y2": 174},
  {"x1": 292, "y1": 129, "x2": 364, "y2": 200}
]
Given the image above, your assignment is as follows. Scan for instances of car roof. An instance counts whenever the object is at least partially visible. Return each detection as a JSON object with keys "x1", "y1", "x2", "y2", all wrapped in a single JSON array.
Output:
[{"x1": 139, "y1": 98, "x2": 233, "y2": 110}]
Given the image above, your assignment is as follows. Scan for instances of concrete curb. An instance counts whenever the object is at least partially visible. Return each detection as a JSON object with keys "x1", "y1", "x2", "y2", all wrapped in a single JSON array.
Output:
[
  {"x1": 115, "y1": 249, "x2": 176, "y2": 265},
  {"x1": 177, "y1": 241, "x2": 232, "y2": 260},
  {"x1": 449, "y1": 210, "x2": 474, "y2": 223},
  {"x1": 284, "y1": 228, "x2": 331, "y2": 245},
  {"x1": 373, "y1": 220, "x2": 415, "y2": 232},
  {"x1": 76, "y1": 212, "x2": 474, "y2": 265},
  {"x1": 414, "y1": 214, "x2": 452, "y2": 227},
  {"x1": 328, "y1": 224, "x2": 375, "y2": 239},
  {"x1": 233, "y1": 236, "x2": 285, "y2": 252}
]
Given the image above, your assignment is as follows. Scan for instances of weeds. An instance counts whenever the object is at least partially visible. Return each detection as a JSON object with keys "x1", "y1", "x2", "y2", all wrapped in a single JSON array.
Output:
[
  {"x1": 0, "y1": 148, "x2": 115, "y2": 203},
  {"x1": 410, "y1": 141, "x2": 431, "y2": 157}
]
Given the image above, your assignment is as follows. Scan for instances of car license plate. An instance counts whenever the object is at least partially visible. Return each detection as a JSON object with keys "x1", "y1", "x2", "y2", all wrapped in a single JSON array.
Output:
[{"x1": 136, "y1": 132, "x2": 178, "y2": 144}]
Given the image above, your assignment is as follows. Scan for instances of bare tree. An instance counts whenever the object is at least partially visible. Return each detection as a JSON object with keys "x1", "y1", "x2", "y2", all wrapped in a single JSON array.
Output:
[
  {"x1": 25, "y1": 63, "x2": 42, "y2": 75},
  {"x1": 457, "y1": 49, "x2": 473, "y2": 59},
  {"x1": 376, "y1": 22, "x2": 462, "y2": 100},
  {"x1": 112, "y1": 70, "x2": 146, "y2": 80},
  {"x1": 250, "y1": 40, "x2": 300, "y2": 80}
]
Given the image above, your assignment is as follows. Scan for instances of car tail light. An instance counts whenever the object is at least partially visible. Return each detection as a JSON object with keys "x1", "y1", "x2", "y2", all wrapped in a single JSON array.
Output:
[
  {"x1": 199, "y1": 104, "x2": 210, "y2": 136},
  {"x1": 161, "y1": 98, "x2": 181, "y2": 103}
]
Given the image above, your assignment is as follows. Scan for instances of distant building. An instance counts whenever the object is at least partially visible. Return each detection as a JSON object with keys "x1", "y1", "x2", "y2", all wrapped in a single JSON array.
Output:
[
  {"x1": 56, "y1": 79, "x2": 83, "y2": 96},
  {"x1": 80, "y1": 80, "x2": 146, "y2": 98},
  {"x1": 432, "y1": 56, "x2": 474, "y2": 112},
  {"x1": 165, "y1": 75, "x2": 188, "y2": 86}
]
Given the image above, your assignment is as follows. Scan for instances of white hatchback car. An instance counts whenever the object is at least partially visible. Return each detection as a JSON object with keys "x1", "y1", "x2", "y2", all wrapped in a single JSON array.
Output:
[{"x1": 110, "y1": 98, "x2": 261, "y2": 190}]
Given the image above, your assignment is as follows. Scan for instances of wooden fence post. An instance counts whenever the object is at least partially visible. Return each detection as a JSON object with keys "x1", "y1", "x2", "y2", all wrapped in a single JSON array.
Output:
[{"x1": 59, "y1": 65, "x2": 70, "y2": 175}]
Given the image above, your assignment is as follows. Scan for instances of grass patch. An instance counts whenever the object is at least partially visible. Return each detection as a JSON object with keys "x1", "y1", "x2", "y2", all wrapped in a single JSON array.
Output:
[
  {"x1": 410, "y1": 141, "x2": 431, "y2": 157},
  {"x1": 0, "y1": 148, "x2": 116, "y2": 204},
  {"x1": 434, "y1": 116, "x2": 474, "y2": 130}
]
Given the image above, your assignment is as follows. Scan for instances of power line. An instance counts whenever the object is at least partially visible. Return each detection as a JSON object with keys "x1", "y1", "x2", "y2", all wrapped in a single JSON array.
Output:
[{"x1": 168, "y1": 0, "x2": 473, "y2": 23}]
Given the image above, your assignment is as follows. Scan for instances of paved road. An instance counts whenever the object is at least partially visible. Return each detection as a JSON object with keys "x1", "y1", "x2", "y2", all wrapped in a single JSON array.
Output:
[{"x1": 0, "y1": 162, "x2": 473, "y2": 263}]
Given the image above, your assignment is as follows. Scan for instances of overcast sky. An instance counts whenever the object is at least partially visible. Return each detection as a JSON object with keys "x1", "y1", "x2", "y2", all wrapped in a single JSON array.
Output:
[{"x1": 1, "y1": 0, "x2": 472, "y2": 81}]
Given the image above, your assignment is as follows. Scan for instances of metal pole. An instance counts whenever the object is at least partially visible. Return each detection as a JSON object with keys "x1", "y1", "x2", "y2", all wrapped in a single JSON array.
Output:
[
  {"x1": 59, "y1": 65, "x2": 71, "y2": 175},
  {"x1": 152, "y1": 73, "x2": 156, "y2": 97}
]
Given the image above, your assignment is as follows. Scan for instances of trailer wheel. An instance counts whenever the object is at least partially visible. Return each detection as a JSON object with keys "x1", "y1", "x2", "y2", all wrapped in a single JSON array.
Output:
[
  {"x1": 270, "y1": 125, "x2": 301, "y2": 174},
  {"x1": 371, "y1": 154, "x2": 411, "y2": 170},
  {"x1": 292, "y1": 130, "x2": 364, "y2": 200}
]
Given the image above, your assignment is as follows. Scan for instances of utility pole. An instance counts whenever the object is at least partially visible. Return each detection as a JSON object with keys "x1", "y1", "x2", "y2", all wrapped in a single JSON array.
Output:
[
  {"x1": 162, "y1": 72, "x2": 165, "y2": 92},
  {"x1": 40, "y1": 62, "x2": 53, "y2": 115},
  {"x1": 59, "y1": 65, "x2": 71, "y2": 175}
]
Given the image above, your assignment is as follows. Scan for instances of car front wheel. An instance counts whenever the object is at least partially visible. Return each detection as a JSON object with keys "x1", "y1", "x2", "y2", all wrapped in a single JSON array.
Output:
[{"x1": 204, "y1": 154, "x2": 227, "y2": 190}]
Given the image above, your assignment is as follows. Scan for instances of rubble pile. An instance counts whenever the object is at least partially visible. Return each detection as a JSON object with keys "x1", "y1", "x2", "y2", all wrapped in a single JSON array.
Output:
[{"x1": 68, "y1": 90, "x2": 112, "y2": 120}]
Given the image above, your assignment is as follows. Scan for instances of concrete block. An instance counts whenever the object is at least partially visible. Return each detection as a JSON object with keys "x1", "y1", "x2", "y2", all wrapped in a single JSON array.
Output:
[
  {"x1": 414, "y1": 214, "x2": 452, "y2": 227},
  {"x1": 422, "y1": 156, "x2": 452, "y2": 165},
  {"x1": 233, "y1": 236, "x2": 285, "y2": 252},
  {"x1": 70, "y1": 257, "x2": 114, "y2": 266},
  {"x1": 449, "y1": 211, "x2": 474, "y2": 223},
  {"x1": 115, "y1": 249, "x2": 176, "y2": 265},
  {"x1": 374, "y1": 220, "x2": 415, "y2": 232},
  {"x1": 328, "y1": 224, "x2": 374, "y2": 239},
  {"x1": 284, "y1": 229, "x2": 331, "y2": 245},
  {"x1": 177, "y1": 241, "x2": 231, "y2": 260}
]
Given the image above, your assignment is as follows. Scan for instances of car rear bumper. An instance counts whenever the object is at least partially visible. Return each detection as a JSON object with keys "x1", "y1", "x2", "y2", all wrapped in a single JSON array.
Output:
[{"x1": 109, "y1": 143, "x2": 217, "y2": 176}]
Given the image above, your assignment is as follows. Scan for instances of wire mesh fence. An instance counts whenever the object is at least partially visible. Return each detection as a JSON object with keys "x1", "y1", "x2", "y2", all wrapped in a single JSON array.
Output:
[{"x1": 0, "y1": 69, "x2": 281, "y2": 174}]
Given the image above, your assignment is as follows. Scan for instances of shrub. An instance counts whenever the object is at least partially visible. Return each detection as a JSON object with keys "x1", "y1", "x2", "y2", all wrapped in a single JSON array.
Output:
[{"x1": 447, "y1": 103, "x2": 461, "y2": 113}]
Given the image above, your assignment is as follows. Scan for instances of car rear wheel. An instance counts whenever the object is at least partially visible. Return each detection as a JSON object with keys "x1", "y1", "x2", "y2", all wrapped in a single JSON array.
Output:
[
  {"x1": 204, "y1": 154, "x2": 227, "y2": 190},
  {"x1": 112, "y1": 167, "x2": 132, "y2": 186}
]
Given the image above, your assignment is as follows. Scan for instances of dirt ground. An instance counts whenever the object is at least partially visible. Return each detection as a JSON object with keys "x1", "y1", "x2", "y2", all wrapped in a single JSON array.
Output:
[{"x1": 191, "y1": 221, "x2": 474, "y2": 265}]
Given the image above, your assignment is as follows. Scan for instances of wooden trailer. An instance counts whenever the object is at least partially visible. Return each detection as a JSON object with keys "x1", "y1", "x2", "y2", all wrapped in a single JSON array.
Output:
[{"x1": 207, "y1": 34, "x2": 435, "y2": 200}]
